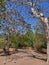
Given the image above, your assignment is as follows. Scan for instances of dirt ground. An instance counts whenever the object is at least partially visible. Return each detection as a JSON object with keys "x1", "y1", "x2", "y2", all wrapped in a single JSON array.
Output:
[{"x1": 0, "y1": 49, "x2": 49, "y2": 65}]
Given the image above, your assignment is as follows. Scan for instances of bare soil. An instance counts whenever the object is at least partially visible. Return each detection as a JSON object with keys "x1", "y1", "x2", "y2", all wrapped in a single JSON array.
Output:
[{"x1": 0, "y1": 48, "x2": 49, "y2": 65}]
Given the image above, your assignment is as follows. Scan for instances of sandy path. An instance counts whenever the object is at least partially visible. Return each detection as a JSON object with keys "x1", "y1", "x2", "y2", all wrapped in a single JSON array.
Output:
[{"x1": 0, "y1": 49, "x2": 49, "y2": 65}]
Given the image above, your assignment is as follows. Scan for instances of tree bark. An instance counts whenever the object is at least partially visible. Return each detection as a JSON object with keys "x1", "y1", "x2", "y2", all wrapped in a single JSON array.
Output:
[
  {"x1": 31, "y1": 7, "x2": 49, "y2": 62},
  {"x1": 3, "y1": 34, "x2": 10, "y2": 55},
  {"x1": 46, "y1": 25, "x2": 49, "y2": 62},
  {"x1": 47, "y1": 41, "x2": 49, "y2": 62}
]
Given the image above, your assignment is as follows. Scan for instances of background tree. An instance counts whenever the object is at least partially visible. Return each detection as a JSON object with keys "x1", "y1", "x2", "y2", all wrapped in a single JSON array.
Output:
[{"x1": 0, "y1": 0, "x2": 31, "y2": 55}]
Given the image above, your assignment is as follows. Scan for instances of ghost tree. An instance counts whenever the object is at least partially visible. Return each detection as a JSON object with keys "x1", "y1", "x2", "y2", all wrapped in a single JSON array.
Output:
[
  {"x1": 31, "y1": 0, "x2": 49, "y2": 63},
  {"x1": 30, "y1": 0, "x2": 49, "y2": 62},
  {"x1": 13, "y1": 0, "x2": 49, "y2": 62}
]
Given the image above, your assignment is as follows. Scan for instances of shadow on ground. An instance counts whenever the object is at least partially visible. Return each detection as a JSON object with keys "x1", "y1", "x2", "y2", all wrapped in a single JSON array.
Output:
[{"x1": 0, "y1": 49, "x2": 47, "y2": 62}]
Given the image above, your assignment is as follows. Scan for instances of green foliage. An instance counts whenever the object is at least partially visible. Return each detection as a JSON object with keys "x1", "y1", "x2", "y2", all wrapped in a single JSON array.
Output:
[
  {"x1": 0, "y1": 0, "x2": 6, "y2": 19},
  {"x1": 0, "y1": 0, "x2": 6, "y2": 11},
  {"x1": 10, "y1": 33, "x2": 28, "y2": 49},
  {"x1": 9, "y1": 30, "x2": 33, "y2": 49},
  {"x1": 24, "y1": 30, "x2": 33, "y2": 47},
  {"x1": 33, "y1": 33, "x2": 47, "y2": 51},
  {"x1": 0, "y1": 37, "x2": 7, "y2": 48},
  {"x1": 0, "y1": 30, "x2": 47, "y2": 52}
]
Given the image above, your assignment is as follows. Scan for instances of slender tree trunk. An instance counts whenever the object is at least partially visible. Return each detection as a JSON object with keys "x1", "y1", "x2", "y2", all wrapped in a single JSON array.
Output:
[
  {"x1": 43, "y1": 18, "x2": 49, "y2": 63},
  {"x1": 46, "y1": 25, "x2": 49, "y2": 62},
  {"x1": 47, "y1": 40, "x2": 49, "y2": 62},
  {"x1": 3, "y1": 33, "x2": 10, "y2": 55},
  {"x1": 6, "y1": 34, "x2": 10, "y2": 55}
]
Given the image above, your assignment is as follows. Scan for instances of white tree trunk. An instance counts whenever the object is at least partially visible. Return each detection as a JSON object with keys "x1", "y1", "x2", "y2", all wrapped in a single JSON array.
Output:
[
  {"x1": 44, "y1": 18, "x2": 49, "y2": 63},
  {"x1": 31, "y1": 7, "x2": 49, "y2": 62},
  {"x1": 47, "y1": 41, "x2": 49, "y2": 62},
  {"x1": 46, "y1": 25, "x2": 49, "y2": 62}
]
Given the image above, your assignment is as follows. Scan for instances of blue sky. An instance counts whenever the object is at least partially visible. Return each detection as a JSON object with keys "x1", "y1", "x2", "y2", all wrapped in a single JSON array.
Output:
[
  {"x1": 6, "y1": 1, "x2": 39, "y2": 29},
  {"x1": 0, "y1": 0, "x2": 49, "y2": 34},
  {"x1": 6, "y1": 0, "x2": 49, "y2": 21}
]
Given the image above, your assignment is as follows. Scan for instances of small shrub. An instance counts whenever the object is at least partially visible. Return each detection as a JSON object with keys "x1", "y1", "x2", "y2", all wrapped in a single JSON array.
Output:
[
  {"x1": 33, "y1": 33, "x2": 47, "y2": 52},
  {"x1": 0, "y1": 37, "x2": 7, "y2": 49}
]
